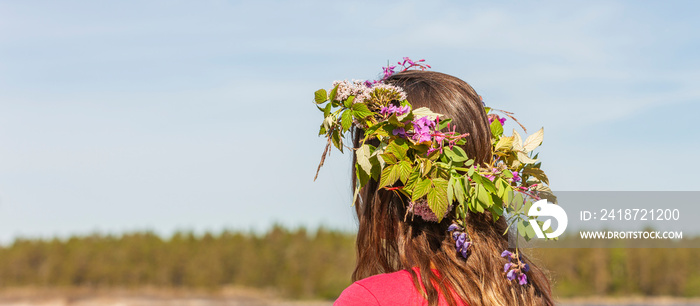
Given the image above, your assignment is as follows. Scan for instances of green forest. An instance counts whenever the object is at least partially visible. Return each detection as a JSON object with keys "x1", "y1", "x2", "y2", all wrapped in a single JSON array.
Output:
[{"x1": 1, "y1": 226, "x2": 699, "y2": 300}]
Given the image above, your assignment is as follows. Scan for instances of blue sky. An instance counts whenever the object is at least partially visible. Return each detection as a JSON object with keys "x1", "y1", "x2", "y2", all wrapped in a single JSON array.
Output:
[{"x1": 0, "y1": 1, "x2": 698, "y2": 244}]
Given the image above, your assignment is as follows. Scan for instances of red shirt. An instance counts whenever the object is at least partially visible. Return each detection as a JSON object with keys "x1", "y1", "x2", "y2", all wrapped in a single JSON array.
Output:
[{"x1": 334, "y1": 268, "x2": 466, "y2": 306}]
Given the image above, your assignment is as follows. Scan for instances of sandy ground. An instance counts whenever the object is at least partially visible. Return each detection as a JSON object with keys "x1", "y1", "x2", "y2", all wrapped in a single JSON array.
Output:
[
  {"x1": 0, "y1": 287, "x2": 333, "y2": 306},
  {"x1": 1, "y1": 288, "x2": 700, "y2": 305}
]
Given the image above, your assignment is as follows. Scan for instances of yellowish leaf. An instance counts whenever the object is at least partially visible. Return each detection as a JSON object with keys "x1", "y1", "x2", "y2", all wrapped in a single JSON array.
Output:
[{"x1": 523, "y1": 127, "x2": 544, "y2": 152}]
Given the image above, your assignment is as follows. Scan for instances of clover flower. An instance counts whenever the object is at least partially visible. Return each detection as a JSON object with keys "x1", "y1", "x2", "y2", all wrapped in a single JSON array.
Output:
[
  {"x1": 409, "y1": 199, "x2": 452, "y2": 223},
  {"x1": 371, "y1": 83, "x2": 407, "y2": 102},
  {"x1": 333, "y1": 80, "x2": 372, "y2": 104}
]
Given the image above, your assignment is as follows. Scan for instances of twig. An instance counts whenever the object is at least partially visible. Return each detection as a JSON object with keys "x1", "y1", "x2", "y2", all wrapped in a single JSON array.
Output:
[{"x1": 314, "y1": 137, "x2": 332, "y2": 181}]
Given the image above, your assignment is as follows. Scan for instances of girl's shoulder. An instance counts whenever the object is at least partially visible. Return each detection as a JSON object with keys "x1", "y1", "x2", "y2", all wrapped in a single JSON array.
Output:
[
  {"x1": 334, "y1": 268, "x2": 466, "y2": 306},
  {"x1": 334, "y1": 269, "x2": 420, "y2": 306}
]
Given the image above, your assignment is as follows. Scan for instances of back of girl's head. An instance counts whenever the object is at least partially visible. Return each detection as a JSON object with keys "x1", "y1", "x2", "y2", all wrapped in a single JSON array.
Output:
[{"x1": 351, "y1": 70, "x2": 553, "y2": 306}]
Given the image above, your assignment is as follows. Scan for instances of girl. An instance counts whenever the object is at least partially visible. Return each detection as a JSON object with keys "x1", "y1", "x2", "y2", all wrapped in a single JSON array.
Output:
[{"x1": 334, "y1": 70, "x2": 554, "y2": 306}]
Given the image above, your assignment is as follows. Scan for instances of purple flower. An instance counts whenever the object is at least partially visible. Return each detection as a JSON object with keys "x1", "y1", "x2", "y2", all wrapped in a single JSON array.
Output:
[
  {"x1": 380, "y1": 105, "x2": 410, "y2": 117},
  {"x1": 504, "y1": 263, "x2": 513, "y2": 273},
  {"x1": 487, "y1": 114, "x2": 506, "y2": 125},
  {"x1": 392, "y1": 127, "x2": 407, "y2": 138},
  {"x1": 448, "y1": 224, "x2": 459, "y2": 232},
  {"x1": 485, "y1": 175, "x2": 495, "y2": 182},
  {"x1": 506, "y1": 269, "x2": 517, "y2": 281},
  {"x1": 452, "y1": 231, "x2": 460, "y2": 240},
  {"x1": 522, "y1": 263, "x2": 530, "y2": 273},
  {"x1": 456, "y1": 233, "x2": 466, "y2": 249},
  {"x1": 382, "y1": 65, "x2": 397, "y2": 79},
  {"x1": 501, "y1": 250, "x2": 512, "y2": 259},
  {"x1": 461, "y1": 242, "x2": 470, "y2": 258},
  {"x1": 412, "y1": 116, "x2": 436, "y2": 143},
  {"x1": 511, "y1": 171, "x2": 521, "y2": 182},
  {"x1": 518, "y1": 273, "x2": 528, "y2": 285}
]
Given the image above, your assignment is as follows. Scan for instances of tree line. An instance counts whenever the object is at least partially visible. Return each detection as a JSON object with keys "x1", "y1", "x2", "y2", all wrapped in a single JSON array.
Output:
[{"x1": 0, "y1": 226, "x2": 698, "y2": 299}]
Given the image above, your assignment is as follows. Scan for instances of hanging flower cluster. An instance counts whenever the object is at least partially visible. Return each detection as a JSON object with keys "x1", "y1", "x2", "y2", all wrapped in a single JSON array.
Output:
[
  {"x1": 501, "y1": 250, "x2": 530, "y2": 285},
  {"x1": 448, "y1": 224, "x2": 471, "y2": 258}
]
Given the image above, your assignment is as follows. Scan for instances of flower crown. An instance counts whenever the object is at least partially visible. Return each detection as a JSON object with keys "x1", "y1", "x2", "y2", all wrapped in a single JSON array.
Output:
[{"x1": 313, "y1": 58, "x2": 556, "y2": 285}]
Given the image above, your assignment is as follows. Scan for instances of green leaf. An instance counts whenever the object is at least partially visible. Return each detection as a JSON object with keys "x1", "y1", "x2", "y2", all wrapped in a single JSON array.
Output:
[
  {"x1": 453, "y1": 177, "x2": 465, "y2": 205},
  {"x1": 518, "y1": 220, "x2": 527, "y2": 238},
  {"x1": 495, "y1": 136, "x2": 514, "y2": 152},
  {"x1": 386, "y1": 140, "x2": 409, "y2": 160},
  {"x1": 331, "y1": 130, "x2": 343, "y2": 152},
  {"x1": 478, "y1": 174, "x2": 497, "y2": 194},
  {"x1": 314, "y1": 89, "x2": 328, "y2": 104},
  {"x1": 489, "y1": 202, "x2": 503, "y2": 221},
  {"x1": 447, "y1": 176, "x2": 455, "y2": 205},
  {"x1": 525, "y1": 222, "x2": 536, "y2": 239},
  {"x1": 496, "y1": 178, "x2": 507, "y2": 198},
  {"x1": 388, "y1": 114, "x2": 403, "y2": 127},
  {"x1": 351, "y1": 103, "x2": 372, "y2": 118},
  {"x1": 343, "y1": 95, "x2": 355, "y2": 108},
  {"x1": 461, "y1": 176, "x2": 471, "y2": 198},
  {"x1": 490, "y1": 119, "x2": 503, "y2": 138},
  {"x1": 380, "y1": 152, "x2": 398, "y2": 165},
  {"x1": 369, "y1": 156, "x2": 382, "y2": 181},
  {"x1": 404, "y1": 167, "x2": 421, "y2": 191},
  {"x1": 501, "y1": 169, "x2": 514, "y2": 179},
  {"x1": 362, "y1": 122, "x2": 384, "y2": 140},
  {"x1": 474, "y1": 197, "x2": 484, "y2": 213},
  {"x1": 476, "y1": 184, "x2": 492, "y2": 207},
  {"x1": 412, "y1": 178, "x2": 432, "y2": 201},
  {"x1": 427, "y1": 178, "x2": 449, "y2": 222},
  {"x1": 452, "y1": 146, "x2": 470, "y2": 162},
  {"x1": 323, "y1": 103, "x2": 332, "y2": 118},
  {"x1": 467, "y1": 166, "x2": 475, "y2": 176},
  {"x1": 379, "y1": 164, "x2": 402, "y2": 188},
  {"x1": 355, "y1": 164, "x2": 369, "y2": 189},
  {"x1": 329, "y1": 85, "x2": 338, "y2": 101},
  {"x1": 398, "y1": 161, "x2": 412, "y2": 183},
  {"x1": 513, "y1": 192, "x2": 525, "y2": 212},
  {"x1": 437, "y1": 118, "x2": 452, "y2": 130},
  {"x1": 341, "y1": 110, "x2": 353, "y2": 132}
]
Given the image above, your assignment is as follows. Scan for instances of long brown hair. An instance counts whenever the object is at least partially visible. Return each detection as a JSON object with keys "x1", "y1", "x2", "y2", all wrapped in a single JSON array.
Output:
[{"x1": 350, "y1": 70, "x2": 554, "y2": 306}]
